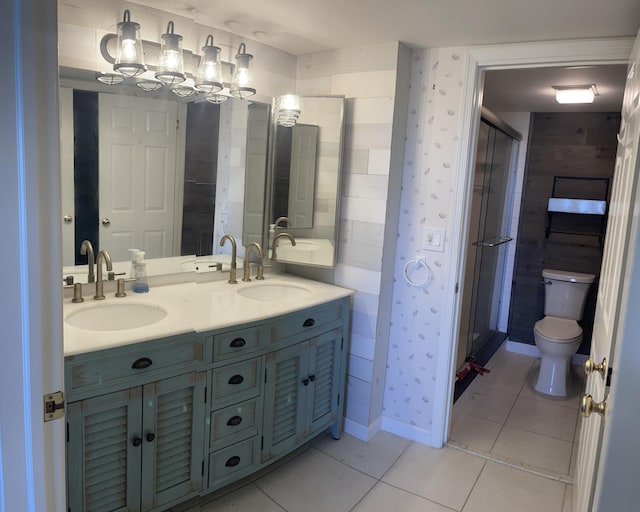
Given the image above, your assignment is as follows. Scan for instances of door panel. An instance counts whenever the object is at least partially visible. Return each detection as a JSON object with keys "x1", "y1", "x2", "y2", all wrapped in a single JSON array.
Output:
[
  {"x1": 288, "y1": 124, "x2": 318, "y2": 229},
  {"x1": 307, "y1": 329, "x2": 342, "y2": 432}
]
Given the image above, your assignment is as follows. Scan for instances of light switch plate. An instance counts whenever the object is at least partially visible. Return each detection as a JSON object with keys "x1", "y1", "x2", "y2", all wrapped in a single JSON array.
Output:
[{"x1": 423, "y1": 227, "x2": 445, "y2": 252}]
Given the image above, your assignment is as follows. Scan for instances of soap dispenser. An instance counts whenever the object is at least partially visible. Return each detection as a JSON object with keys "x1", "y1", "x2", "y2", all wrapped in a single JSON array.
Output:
[{"x1": 132, "y1": 250, "x2": 149, "y2": 293}]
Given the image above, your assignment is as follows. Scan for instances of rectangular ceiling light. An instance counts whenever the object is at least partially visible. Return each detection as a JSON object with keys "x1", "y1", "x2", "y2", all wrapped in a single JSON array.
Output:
[{"x1": 553, "y1": 84, "x2": 598, "y2": 104}]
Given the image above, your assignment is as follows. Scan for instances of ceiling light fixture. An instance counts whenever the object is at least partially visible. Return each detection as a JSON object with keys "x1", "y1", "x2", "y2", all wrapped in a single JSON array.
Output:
[
  {"x1": 553, "y1": 84, "x2": 599, "y2": 104},
  {"x1": 194, "y1": 35, "x2": 223, "y2": 94},
  {"x1": 155, "y1": 21, "x2": 186, "y2": 85},
  {"x1": 230, "y1": 43, "x2": 256, "y2": 99},
  {"x1": 113, "y1": 10, "x2": 146, "y2": 78}
]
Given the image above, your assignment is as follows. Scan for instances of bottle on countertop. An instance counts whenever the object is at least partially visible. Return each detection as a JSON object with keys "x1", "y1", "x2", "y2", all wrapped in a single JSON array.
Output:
[{"x1": 131, "y1": 250, "x2": 149, "y2": 293}]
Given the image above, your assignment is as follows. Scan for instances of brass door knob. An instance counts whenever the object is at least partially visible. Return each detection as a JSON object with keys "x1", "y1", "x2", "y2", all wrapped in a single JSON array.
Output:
[
  {"x1": 584, "y1": 357, "x2": 607, "y2": 378},
  {"x1": 581, "y1": 394, "x2": 607, "y2": 418},
  {"x1": 102, "y1": 217, "x2": 111, "y2": 226}
]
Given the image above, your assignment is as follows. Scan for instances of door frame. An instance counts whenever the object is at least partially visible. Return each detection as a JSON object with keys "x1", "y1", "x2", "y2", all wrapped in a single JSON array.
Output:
[{"x1": 433, "y1": 37, "x2": 635, "y2": 446}]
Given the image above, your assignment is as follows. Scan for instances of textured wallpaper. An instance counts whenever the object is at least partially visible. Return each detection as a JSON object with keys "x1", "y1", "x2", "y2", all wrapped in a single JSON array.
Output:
[{"x1": 383, "y1": 48, "x2": 467, "y2": 435}]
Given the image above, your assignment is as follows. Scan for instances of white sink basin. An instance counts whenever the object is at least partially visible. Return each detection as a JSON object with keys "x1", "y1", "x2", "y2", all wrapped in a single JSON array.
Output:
[
  {"x1": 237, "y1": 283, "x2": 312, "y2": 301},
  {"x1": 65, "y1": 303, "x2": 168, "y2": 331}
]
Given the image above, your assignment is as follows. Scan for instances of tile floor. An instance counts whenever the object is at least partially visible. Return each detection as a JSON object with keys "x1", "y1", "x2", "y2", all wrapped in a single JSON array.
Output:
[{"x1": 173, "y1": 345, "x2": 578, "y2": 512}]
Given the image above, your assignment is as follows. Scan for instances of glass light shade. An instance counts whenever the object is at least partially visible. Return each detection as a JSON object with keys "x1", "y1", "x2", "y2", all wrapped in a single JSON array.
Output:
[
  {"x1": 113, "y1": 10, "x2": 146, "y2": 78},
  {"x1": 195, "y1": 35, "x2": 223, "y2": 93},
  {"x1": 230, "y1": 43, "x2": 256, "y2": 99},
  {"x1": 171, "y1": 85, "x2": 196, "y2": 98},
  {"x1": 554, "y1": 85, "x2": 596, "y2": 104},
  {"x1": 205, "y1": 92, "x2": 229, "y2": 104},
  {"x1": 155, "y1": 21, "x2": 186, "y2": 85},
  {"x1": 136, "y1": 79, "x2": 163, "y2": 92},
  {"x1": 95, "y1": 72, "x2": 125, "y2": 85}
]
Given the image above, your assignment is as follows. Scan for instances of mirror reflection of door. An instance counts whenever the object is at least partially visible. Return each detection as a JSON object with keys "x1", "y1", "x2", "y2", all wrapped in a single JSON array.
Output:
[{"x1": 273, "y1": 123, "x2": 319, "y2": 228}]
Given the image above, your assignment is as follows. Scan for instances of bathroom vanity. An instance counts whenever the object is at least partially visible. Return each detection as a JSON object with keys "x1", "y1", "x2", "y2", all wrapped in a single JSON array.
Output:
[{"x1": 63, "y1": 275, "x2": 352, "y2": 511}]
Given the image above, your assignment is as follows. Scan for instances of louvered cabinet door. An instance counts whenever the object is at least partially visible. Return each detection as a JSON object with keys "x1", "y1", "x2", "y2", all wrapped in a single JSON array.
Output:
[
  {"x1": 67, "y1": 388, "x2": 143, "y2": 512},
  {"x1": 262, "y1": 343, "x2": 306, "y2": 462},
  {"x1": 140, "y1": 372, "x2": 206, "y2": 511},
  {"x1": 306, "y1": 329, "x2": 343, "y2": 434}
]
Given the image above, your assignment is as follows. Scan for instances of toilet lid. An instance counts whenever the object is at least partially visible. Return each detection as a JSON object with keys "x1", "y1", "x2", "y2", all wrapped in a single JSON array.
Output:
[{"x1": 535, "y1": 316, "x2": 582, "y2": 342}]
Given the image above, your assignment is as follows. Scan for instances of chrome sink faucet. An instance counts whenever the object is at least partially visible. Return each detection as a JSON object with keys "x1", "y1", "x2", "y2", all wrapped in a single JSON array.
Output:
[
  {"x1": 220, "y1": 235, "x2": 237, "y2": 284},
  {"x1": 80, "y1": 240, "x2": 95, "y2": 283},
  {"x1": 272, "y1": 232, "x2": 296, "y2": 260},
  {"x1": 94, "y1": 249, "x2": 113, "y2": 300},
  {"x1": 243, "y1": 242, "x2": 264, "y2": 282}
]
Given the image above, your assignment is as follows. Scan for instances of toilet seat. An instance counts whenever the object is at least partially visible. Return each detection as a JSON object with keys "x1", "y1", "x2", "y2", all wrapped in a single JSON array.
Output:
[{"x1": 534, "y1": 316, "x2": 582, "y2": 343}]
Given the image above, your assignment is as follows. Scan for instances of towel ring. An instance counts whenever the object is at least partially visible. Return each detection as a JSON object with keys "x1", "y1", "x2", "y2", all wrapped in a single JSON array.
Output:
[{"x1": 403, "y1": 256, "x2": 433, "y2": 287}]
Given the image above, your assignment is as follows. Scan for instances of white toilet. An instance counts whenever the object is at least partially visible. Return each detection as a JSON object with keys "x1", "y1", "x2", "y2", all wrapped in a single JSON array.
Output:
[{"x1": 534, "y1": 269, "x2": 595, "y2": 396}]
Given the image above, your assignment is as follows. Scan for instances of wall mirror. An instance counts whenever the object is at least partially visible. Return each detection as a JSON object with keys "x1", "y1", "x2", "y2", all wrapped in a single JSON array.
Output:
[
  {"x1": 59, "y1": 67, "x2": 270, "y2": 283},
  {"x1": 267, "y1": 96, "x2": 345, "y2": 268}
]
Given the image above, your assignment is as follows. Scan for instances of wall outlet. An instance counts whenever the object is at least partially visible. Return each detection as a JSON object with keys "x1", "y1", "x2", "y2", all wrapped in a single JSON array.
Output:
[{"x1": 423, "y1": 227, "x2": 445, "y2": 252}]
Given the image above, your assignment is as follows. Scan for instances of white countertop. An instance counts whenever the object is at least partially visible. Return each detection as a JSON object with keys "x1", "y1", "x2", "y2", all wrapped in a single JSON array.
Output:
[{"x1": 63, "y1": 274, "x2": 353, "y2": 357}]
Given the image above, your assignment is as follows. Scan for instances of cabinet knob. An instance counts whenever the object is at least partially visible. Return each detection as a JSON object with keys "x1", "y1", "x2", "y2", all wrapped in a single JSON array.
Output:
[
  {"x1": 303, "y1": 318, "x2": 315, "y2": 327},
  {"x1": 308, "y1": 374, "x2": 316, "y2": 382},
  {"x1": 132, "y1": 437, "x2": 142, "y2": 447},
  {"x1": 230, "y1": 337, "x2": 246, "y2": 348},
  {"x1": 146, "y1": 433, "x2": 155, "y2": 442},
  {"x1": 227, "y1": 415, "x2": 243, "y2": 427},
  {"x1": 225, "y1": 456, "x2": 241, "y2": 467},
  {"x1": 228, "y1": 374, "x2": 244, "y2": 385},
  {"x1": 302, "y1": 378, "x2": 310, "y2": 386},
  {"x1": 131, "y1": 357, "x2": 153, "y2": 370}
]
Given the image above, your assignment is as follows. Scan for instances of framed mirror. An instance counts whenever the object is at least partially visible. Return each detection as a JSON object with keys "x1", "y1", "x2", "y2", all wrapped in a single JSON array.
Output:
[
  {"x1": 59, "y1": 68, "x2": 270, "y2": 283},
  {"x1": 267, "y1": 96, "x2": 345, "y2": 268}
]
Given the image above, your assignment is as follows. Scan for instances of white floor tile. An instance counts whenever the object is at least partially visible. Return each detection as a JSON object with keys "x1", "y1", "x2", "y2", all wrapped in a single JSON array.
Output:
[
  {"x1": 491, "y1": 426, "x2": 572, "y2": 474},
  {"x1": 200, "y1": 483, "x2": 285, "y2": 512},
  {"x1": 256, "y1": 448, "x2": 376, "y2": 512},
  {"x1": 382, "y1": 444, "x2": 485, "y2": 510},
  {"x1": 315, "y1": 431, "x2": 410, "y2": 479},
  {"x1": 461, "y1": 461, "x2": 566, "y2": 512},
  {"x1": 506, "y1": 395, "x2": 578, "y2": 442},
  {"x1": 463, "y1": 387, "x2": 519, "y2": 424},
  {"x1": 479, "y1": 366, "x2": 529, "y2": 395},
  {"x1": 449, "y1": 413, "x2": 503, "y2": 452},
  {"x1": 352, "y1": 482, "x2": 455, "y2": 512}
]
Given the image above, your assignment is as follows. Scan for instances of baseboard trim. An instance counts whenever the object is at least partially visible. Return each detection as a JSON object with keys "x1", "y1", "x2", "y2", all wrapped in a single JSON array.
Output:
[
  {"x1": 506, "y1": 339, "x2": 588, "y2": 365},
  {"x1": 344, "y1": 416, "x2": 381, "y2": 441},
  {"x1": 380, "y1": 416, "x2": 436, "y2": 446}
]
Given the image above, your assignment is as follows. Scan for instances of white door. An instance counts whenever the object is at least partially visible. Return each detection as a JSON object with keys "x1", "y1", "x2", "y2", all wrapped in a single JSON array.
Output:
[
  {"x1": 576, "y1": 29, "x2": 640, "y2": 512},
  {"x1": 59, "y1": 86, "x2": 75, "y2": 266},
  {"x1": 243, "y1": 103, "x2": 269, "y2": 246},
  {"x1": 288, "y1": 124, "x2": 318, "y2": 229},
  {"x1": 99, "y1": 94, "x2": 178, "y2": 261}
]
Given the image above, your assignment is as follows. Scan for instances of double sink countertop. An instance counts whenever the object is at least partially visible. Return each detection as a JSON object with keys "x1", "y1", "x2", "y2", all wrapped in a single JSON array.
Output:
[{"x1": 63, "y1": 273, "x2": 353, "y2": 357}]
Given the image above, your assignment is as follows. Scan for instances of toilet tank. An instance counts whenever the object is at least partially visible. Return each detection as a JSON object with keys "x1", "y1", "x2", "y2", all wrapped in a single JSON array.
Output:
[{"x1": 543, "y1": 269, "x2": 596, "y2": 320}]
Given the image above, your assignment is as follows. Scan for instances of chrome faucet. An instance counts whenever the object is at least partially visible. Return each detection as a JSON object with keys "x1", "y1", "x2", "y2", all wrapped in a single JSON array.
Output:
[
  {"x1": 94, "y1": 249, "x2": 113, "y2": 300},
  {"x1": 220, "y1": 235, "x2": 237, "y2": 284},
  {"x1": 80, "y1": 240, "x2": 95, "y2": 283},
  {"x1": 243, "y1": 242, "x2": 264, "y2": 282},
  {"x1": 272, "y1": 232, "x2": 296, "y2": 260}
]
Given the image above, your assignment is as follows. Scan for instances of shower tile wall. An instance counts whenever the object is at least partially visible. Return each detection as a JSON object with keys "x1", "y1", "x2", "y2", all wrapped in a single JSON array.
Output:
[{"x1": 509, "y1": 112, "x2": 620, "y2": 353}]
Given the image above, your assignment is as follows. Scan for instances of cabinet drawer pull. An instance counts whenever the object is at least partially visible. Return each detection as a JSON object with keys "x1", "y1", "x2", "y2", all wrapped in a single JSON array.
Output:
[
  {"x1": 227, "y1": 415, "x2": 243, "y2": 426},
  {"x1": 228, "y1": 374, "x2": 244, "y2": 385},
  {"x1": 230, "y1": 337, "x2": 246, "y2": 348},
  {"x1": 146, "y1": 433, "x2": 155, "y2": 442},
  {"x1": 132, "y1": 437, "x2": 142, "y2": 447},
  {"x1": 131, "y1": 357, "x2": 152, "y2": 370},
  {"x1": 302, "y1": 378, "x2": 310, "y2": 386},
  {"x1": 225, "y1": 456, "x2": 241, "y2": 467},
  {"x1": 303, "y1": 318, "x2": 315, "y2": 327}
]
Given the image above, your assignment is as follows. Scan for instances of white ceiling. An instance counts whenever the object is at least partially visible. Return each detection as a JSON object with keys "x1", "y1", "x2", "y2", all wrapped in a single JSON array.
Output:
[{"x1": 125, "y1": 0, "x2": 638, "y2": 112}]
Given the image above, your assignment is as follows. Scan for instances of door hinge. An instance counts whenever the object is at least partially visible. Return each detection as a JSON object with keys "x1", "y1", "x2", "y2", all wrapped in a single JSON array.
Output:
[
  {"x1": 44, "y1": 391, "x2": 64, "y2": 422},
  {"x1": 201, "y1": 460, "x2": 205, "y2": 476},
  {"x1": 337, "y1": 393, "x2": 340, "y2": 406},
  {"x1": 204, "y1": 387, "x2": 207, "y2": 404},
  {"x1": 341, "y1": 337, "x2": 344, "y2": 350},
  {"x1": 455, "y1": 282, "x2": 459, "y2": 294},
  {"x1": 264, "y1": 368, "x2": 268, "y2": 383},
  {"x1": 176, "y1": 119, "x2": 180, "y2": 130},
  {"x1": 606, "y1": 367, "x2": 613, "y2": 387},
  {"x1": 261, "y1": 436, "x2": 264, "y2": 450}
]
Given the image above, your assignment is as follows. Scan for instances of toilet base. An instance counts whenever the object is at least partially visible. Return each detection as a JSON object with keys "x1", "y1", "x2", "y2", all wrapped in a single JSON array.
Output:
[{"x1": 534, "y1": 354, "x2": 572, "y2": 397}]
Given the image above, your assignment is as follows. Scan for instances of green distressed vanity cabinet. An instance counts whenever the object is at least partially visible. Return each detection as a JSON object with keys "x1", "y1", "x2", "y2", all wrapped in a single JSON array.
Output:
[{"x1": 65, "y1": 296, "x2": 350, "y2": 512}]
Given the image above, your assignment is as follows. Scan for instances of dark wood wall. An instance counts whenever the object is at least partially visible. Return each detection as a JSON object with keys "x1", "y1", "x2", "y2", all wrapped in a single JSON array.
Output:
[{"x1": 509, "y1": 112, "x2": 620, "y2": 353}]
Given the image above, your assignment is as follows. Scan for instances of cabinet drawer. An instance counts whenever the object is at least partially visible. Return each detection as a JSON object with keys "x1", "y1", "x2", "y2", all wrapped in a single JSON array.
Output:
[
  {"x1": 65, "y1": 335, "x2": 210, "y2": 399},
  {"x1": 213, "y1": 325, "x2": 265, "y2": 361},
  {"x1": 210, "y1": 398, "x2": 259, "y2": 451},
  {"x1": 211, "y1": 358, "x2": 261, "y2": 409},
  {"x1": 270, "y1": 302, "x2": 343, "y2": 342},
  {"x1": 209, "y1": 437, "x2": 258, "y2": 486}
]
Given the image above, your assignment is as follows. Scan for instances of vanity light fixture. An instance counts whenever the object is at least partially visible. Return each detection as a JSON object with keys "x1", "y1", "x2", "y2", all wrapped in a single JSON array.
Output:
[
  {"x1": 205, "y1": 93, "x2": 229, "y2": 104},
  {"x1": 136, "y1": 79, "x2": 163, "y2": 92},
  {"x1": 230, "y1": 43, "x2": 256, "y2": 99},
  {"x1": 113, "y1": 10, "x2": 146, "y2": 77},
  {"x1": 171, "y1": 85, "x2": 197, "y2": 98},
  {"x1": 553, "y1": 84, "x2": 599, "y2": 104},
  {"x1": 95, "y1": 72, "x2": 125, "y2": 85},
  {"x1": 276, "y1": 94, "x2": 301, "y2": 127},
  {"x1": 155, "y1": 21, "x2": 186, "y2": 85},
  {"x1": 194, "y1": 35, "x2": 223, "y2": 93}
]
